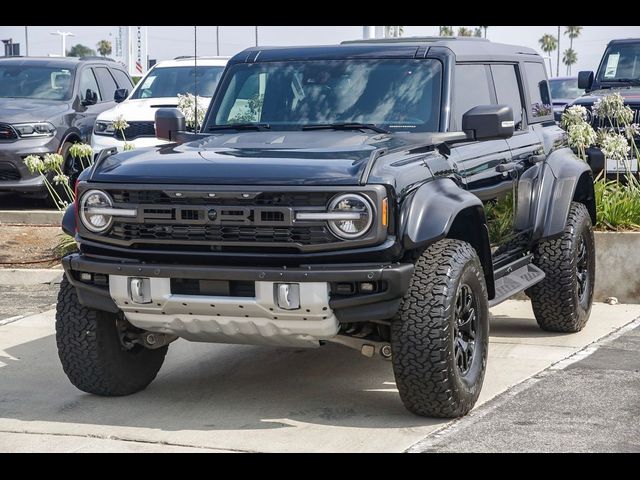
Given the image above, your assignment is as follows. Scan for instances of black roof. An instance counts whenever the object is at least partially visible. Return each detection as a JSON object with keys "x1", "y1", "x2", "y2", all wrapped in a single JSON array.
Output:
[
  {"x1": 0, "y1": 56, "x2": 117, "y2": 68},
  {"x1": 607, "y1": 38, "x2": 640, "y2": 45},
  {"x1": 229, "y1": 37, "x2": 541, "y2": 65}
]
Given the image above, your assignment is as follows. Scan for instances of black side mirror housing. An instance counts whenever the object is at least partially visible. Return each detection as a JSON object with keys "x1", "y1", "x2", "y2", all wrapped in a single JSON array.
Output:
[
  {"x1": 155, "y1": 108, "x2": 186, "y2": 142},
  {"x1": 462, "y1": 104, "x2": 514, "y2": 141},
  {"x1": 114, "y1": 88, "x2": 128, "y2": 103},
  {"x1": 83, "y1": 89, "x2": 98, "y2": 106},
  {"x1": 578, "y1": 71, "x2": 594, "y2": 91}
]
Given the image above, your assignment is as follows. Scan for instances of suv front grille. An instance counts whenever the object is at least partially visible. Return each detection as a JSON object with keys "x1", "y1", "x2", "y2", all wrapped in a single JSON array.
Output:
[
  {"x1": 0, "y1": 123, "x2": 18, "y2": 141},
  {"x1": 0, "y1": 162, "x2": 20, "y2": 181},
  {"x1": 110, "y1": 223, "x2": 336, "y2": 245},
  {"x1": 115, "y1": 121, "x2": 155, "y2": 140}
]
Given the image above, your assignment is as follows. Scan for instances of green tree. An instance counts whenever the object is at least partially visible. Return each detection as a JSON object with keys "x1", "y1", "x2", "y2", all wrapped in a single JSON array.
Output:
[
  {"x1": 96, "y1": 39, "x2": 112, "y2": 57},
  {"x1": 564, "y1": 26, "x2": 582, "y2": 75},
  {"x1": 538, "y1": 34, "x2": 558, "y2": 75},
  {"x1": 439, "y1": 26, "x2": 454, "y2": 36},
  {"x1": 66, "y1": 44, "x2": 96, "y2": 58},
  {"x1": 473, "y1": 27, "x2": 483, "y2": 38},
  {"x1": 563, "y1": 48, "x2": 578, "y2": 76},
  {"x1": 457, "y1": 27, "x2": 473, "y2": 37}
]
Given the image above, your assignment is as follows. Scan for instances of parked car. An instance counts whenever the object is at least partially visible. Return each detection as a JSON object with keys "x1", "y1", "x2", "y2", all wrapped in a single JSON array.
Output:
[
  {"x1": 57, "y1": 37, "x2": 595, "y2": 418},
  {"x1": 549, "y1": 76, "x2": 584, "y2": 122},
  {"x1": 91, "y1": 56, "x2": 229, "y2": 153},
  {"x1": 571, "y1": 38, "x2": 640, "y2": 176},
  {"x1": 0, "y1": 56, "x2": 133, "y2": 198}
]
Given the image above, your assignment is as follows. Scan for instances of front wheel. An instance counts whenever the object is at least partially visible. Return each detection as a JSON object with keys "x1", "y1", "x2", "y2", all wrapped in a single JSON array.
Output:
[{"x1": 391, "y1": 239, "x2": 489, "y2": 418}]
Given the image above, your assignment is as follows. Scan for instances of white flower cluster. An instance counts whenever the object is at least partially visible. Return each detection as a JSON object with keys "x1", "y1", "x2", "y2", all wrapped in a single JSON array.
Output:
[
  {"x1": 123, "y1": 142, "x2": 135, "y2": 151},
  {"x1": 53, "y1": 174, "x2": 69, "y2": 185},
  {"x1": 593, "y1": 92, "x2": 634, "y2": 124},
  {"x1": 177, "y1": 93, "x2": 206, "y2": 130},
  {"x1": 112, "y1": 115, "x2": 130, "y2": 132},
  {"x1": 24, "y1": 154, "x2": 44, "y2": 174},
  {"x1": 561, "y1": 105, "x2": 588, "y2": 130},
  {"x1": 69, "y1": 142, "x2": 93, "y2": 159},
  {"x1": 567, "y1": 122, "x2": 596, "y2": 151},
  {"x1": 625, "y1": 123, "x2": 640, "y2": 140},
  {"x1": 600, "y1": 132, "x2": 630, "y2": 161},
  {"x1": 43, "y1": 153, "x2": 63, "y2": 171}
]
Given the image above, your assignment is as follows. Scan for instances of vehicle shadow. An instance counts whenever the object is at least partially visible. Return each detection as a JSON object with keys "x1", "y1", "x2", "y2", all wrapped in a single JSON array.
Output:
[
  {"x1": 0, "y1": 332, "x2": 437, "y2": 433},
  {"x1": 489, "y1": 313, "x2": 575, "y2": 339}
]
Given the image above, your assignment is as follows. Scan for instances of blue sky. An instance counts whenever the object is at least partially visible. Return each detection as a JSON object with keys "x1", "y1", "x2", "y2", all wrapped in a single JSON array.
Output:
[{"x1": 2, "y1": 26, "x2": 639, "y2": 76}]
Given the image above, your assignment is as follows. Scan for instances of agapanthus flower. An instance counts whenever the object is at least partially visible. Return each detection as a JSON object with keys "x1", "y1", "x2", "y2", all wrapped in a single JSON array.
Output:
[
  {"x1": 532, "y1": 103, "x2": 552, "y2": 117},
  {"x1": 561, "y1": 105, "x2": 588, "y2": 129},
  {"x1": 567, "y1": 122, "x2": 596, "y2": 151},
  {"x1": 599, "y1": 132, "x2": 630, "y2": 160},
  {"x1": 43, "y1": 153, "x2": 64, "y2": 172},
  {"x1": 112, "y1": 115, "x2": 129, "y2": 131},
  {"x1": 53, "y1": 174, "x2": 69, "y2": 185},
  {"x1": 593, "y1": 92, "x2": 626, "y2": 119},
  {"x1": 177, "y1": 93, "x2": 207, "y2": 130},
  {"x1": 123, "y1": 142, "x2": 135, "y2": 151},
  {"x1": 624, "y1": 123, "x2": 640, "y2": 140},
  {"x1": 69, "y1": 142, "x2": 93, "y2": 159},
  {"x1": 23, "y1": 154, "x2": 44, "y2": 174}
]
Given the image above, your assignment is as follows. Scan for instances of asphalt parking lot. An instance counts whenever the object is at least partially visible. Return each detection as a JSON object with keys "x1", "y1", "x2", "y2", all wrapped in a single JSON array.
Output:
[{"x1": 0, "y1": 280, "x2": 638, "y2": 453}]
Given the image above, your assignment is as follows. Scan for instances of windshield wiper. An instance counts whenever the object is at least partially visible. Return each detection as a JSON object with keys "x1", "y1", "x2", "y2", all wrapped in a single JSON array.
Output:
[
  {"x1": 605, "y1": 78, "x2": 640, "y2": 86},
  {"x1": 302, "y1": 122, "x2": 390, "y2": 134},
  {"x1": 208, "y1": 123, "x2": 271, "y2": 131}
]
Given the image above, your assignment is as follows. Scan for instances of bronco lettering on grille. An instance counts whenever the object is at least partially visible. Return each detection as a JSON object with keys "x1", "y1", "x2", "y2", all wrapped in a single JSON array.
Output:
[{"x1": 139, "y1": 205, "x2": 295, "y2": 226}]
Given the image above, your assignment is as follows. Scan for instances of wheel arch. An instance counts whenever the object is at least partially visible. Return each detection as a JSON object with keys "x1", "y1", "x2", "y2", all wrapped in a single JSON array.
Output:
[{"x1": 400, "y1": 178, "x2": 495, "y2": 299}]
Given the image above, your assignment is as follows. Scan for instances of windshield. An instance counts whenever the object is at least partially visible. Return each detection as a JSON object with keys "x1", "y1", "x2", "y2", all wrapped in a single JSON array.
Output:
[
  {"x1": 131, "y1": 66, "x2": 225, "y2": 99},
  {"x1": 549, "y1": 78, "x2": 584, "y2": 100},
  {"x1": 0, "y1": 65, "x2": 74, "y2": 100},
  {"x1": 597, "y1": 43, "x2": 640, "y2": 82},
  {"x1": 208, "y1": 59, "x2": 442, "y2": 132}
]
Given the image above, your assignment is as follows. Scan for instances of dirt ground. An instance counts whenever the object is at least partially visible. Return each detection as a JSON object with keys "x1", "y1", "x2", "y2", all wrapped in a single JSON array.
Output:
[{"x1": 0, "y1": 225, "x2": 64, "y2": 268}]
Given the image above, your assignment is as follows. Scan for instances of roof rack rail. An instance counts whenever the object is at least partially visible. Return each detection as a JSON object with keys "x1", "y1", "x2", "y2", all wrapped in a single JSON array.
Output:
[
  {"x1": 79, "y1": 56, "x2": 115, "y2": 62},
  {"x1": 172, "y1": 55, "x2": 229, "y2": 60},
  {"x1": 341, "y1": 36, "x2": 490, "y2": 44}
]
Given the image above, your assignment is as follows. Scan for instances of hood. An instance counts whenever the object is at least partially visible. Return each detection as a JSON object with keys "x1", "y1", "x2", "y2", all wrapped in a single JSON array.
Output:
[
  {"x1": 0, "y1": 97, "x2": 69, "y2": 123},
  {"x1": 571, "y1": 87, "x2": 640, "y2": 106},
  {"x1": 97, "y1": 97, "x2": 212, "y2": 122},
  {"x1": 90, "y1": 130, "x2": 417, "y2": 186}
]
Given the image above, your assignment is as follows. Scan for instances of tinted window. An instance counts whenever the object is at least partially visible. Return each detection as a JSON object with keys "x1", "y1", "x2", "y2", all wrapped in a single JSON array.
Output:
[
  {"x1": 210, "y1": 59, "x2": 443, "y2": 133},
  {"x1": 94, "y1": 67, "x2": 118, "y2": 102},
  {"x1": 78, "y1": 68, "x2": 101, "y2": 101},
  {"x1": 111, "y1": 69, "x2": 133, "y2": 90},
  {"x1": 491, "y1": 64, "x2": 524, "y2": 129},
  {"x1": 596, "y1": 43, "x2": 640, "y2": 82},
  {"x1": 131, "y1": 66, "x2": 225, "y2": 99},
  {"x1": 524, "y1": 62, "x2": 552, "y2": 119},
  {"x1": 452, "y1": 64, "x2": 492, "y2": 130},
  {"x1": 0, "y1": 65, "x2": 74, "y2": 100}
]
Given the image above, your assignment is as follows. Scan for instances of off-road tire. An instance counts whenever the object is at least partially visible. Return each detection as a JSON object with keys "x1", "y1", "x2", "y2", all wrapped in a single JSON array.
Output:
[
  {"x1": 527, "y1": 202, "x2": 595, "y2": 332},
  {"x1": 55, "y1": 276, "x2": 168, "y2": 396},
  {"x1": 391, "y1": 239, "x2": 489, "y2": 418}
]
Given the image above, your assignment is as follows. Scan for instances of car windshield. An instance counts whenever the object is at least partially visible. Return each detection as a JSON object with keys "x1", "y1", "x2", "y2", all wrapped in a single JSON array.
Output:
[
  {"x1": 597, "y1": 43, "x2": 640, "y2": 83},
  {"x1": 549, "y1": 78, "x2": 584, "y2": 100},
  {"x1": 208, "y1": 59, "x2": 443, "y2": 133},
  {"x1": 0, "y1": 65, "x2": 75, "y2": 100},
  {"x1": 130, "y1": 66, "x2": 225, "y2": 99}
]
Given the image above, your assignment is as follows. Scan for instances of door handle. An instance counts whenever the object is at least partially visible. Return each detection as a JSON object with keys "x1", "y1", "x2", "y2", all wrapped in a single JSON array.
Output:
[
  {"x1": 529, "y1": 154, "x2": 546, "y2": 164},
  {"x1": 496, "y1": 162, "x2": 519, "y2": 173}
]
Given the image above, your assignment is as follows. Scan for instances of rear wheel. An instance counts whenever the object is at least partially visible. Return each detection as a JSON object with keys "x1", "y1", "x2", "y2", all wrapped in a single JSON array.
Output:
[{"x1": 391, "y1": 239, "x2": 489, "y2": 418}]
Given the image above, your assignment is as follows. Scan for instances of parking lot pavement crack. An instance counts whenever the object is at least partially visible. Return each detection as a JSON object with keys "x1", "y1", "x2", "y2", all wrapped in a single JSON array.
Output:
[{"x1": 0, "y1": 429, "x2": 258, "y2": 453}]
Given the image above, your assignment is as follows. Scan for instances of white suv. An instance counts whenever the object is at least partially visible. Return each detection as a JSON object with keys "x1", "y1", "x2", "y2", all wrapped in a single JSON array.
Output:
[{"x1": 91, "y1": 56, "x2": 229, "y2": 152}]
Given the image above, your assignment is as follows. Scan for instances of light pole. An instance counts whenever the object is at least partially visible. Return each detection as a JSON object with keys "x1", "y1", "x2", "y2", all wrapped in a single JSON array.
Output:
[
  {"x1": 255, "y1": 26, "x2": 258, "y2": 47},
  {"x1": 24, "y1": 26, "x2": 28, "y2": 56},
  {"x1": 216, "y1": 26, "x2": 220, "y2": 55},
  {"x1": 50, "y1": 30, "x2": 75, "y2": 57}
]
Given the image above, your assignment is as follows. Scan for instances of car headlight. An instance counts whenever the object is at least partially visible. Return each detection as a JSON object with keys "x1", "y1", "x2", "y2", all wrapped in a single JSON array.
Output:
[
  {"x1": 94, "y1": 121, "x2": 116, "y2": 136},
  {"x1": 80, "y1": 190, "x2": 114, "y2": 233},
  {"x1": 12, "y1": 122, "x2": 56, "y2": 138},
  {"x1": 327, "y1": 194, "x2": 373, "y2": 239}
]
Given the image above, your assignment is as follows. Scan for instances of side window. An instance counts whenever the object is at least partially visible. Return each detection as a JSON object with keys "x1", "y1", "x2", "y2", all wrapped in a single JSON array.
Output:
[
  {"x1": 524, "y1": 62, "x2": 552, "y2": 119},
  {"x1": 94, "y1": 67, "x2": 118, "y2": 102},
  {"x1": 452, "y1": 64, "x2": 493, "y2": 131},
  {"x1": 111, "y1": 69, "x2": 134, "y2": 90},
  {"x1": 78, "y1": 68, "x2": 102, "y2": 102},
  {"x1": 490, "y1": 64, "x2": 524, "y2": 130}
]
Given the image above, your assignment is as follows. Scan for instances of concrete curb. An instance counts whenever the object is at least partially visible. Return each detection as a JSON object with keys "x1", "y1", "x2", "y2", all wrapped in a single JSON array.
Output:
[
  {"x1": 0, "y1": 268, "x2": 63, "y2": 286},
  {"x1": 0, "y1": 210, "x2": 63, "y2": 225}
]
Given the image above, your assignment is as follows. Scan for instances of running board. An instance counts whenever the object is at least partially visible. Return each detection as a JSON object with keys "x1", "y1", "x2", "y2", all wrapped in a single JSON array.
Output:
[{"x1": 489, "y1": 263, "x2": 545, "y2": 308}]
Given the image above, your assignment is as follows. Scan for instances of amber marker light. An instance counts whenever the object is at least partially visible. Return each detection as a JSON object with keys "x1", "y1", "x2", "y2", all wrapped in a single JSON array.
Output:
[{"x1": 382, "y1": 198, "x2": 388, "y2": 227}]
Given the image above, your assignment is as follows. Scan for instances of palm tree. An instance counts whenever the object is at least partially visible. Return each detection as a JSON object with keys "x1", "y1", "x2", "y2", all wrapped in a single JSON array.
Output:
[
  {"x1": 473, "y1": 27, "x2": 483, "y2": 38},
  {"x1": 563, "y1": 48, "x2": 578, "y2": 76},
  {"x1": 439, "y1": 26, "x2": 454, "y2": 37},
  {"x1": 480, "y1": 26, "x2": 489, "y2": 38},
  {"x1": 96, "y1": 40, "x2": 112, "y2": 57},
  {"x1": 538, "y1": 34, "x2": 558, "y2": 75},
  {"x1": 564, "y1": 26, "x2": 582, "y2": 74},
  {"x1": 457, "y1": 27, "x2": 473, "y2": 37}
]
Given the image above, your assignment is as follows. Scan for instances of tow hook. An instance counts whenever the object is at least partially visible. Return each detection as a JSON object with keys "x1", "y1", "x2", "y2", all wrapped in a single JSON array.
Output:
[
  {"x1": 142, "y1": 332, "x2": 178, "y2": 350},
  {"x1": 328, "y1": 335, "x2": 392, "y2": 360}
]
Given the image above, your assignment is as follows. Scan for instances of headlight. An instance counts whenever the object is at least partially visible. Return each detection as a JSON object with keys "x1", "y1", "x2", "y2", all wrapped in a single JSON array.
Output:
[
  {"x1": 94, "y1": 121, "x2": 116, "y2": 136},
  {"x1": 80, "y1": 190, "x2": 114, "y2": 233},
  {"x1": 12, "y1": 122, "x2": 56, "y2": 138},
  {"x1": 327, "y1": 194, "x2": 373, "y2": 239}
]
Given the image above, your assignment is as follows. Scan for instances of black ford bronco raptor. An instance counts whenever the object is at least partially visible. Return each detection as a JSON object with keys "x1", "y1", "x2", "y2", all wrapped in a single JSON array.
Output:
[{"x1": 57, "y1": 37, "x2": 596, "y2": 418}]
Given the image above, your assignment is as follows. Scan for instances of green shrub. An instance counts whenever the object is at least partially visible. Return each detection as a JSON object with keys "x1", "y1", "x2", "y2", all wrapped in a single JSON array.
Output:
[{"x1": 594, "y1": 180, "x2": 640, "y2": 231}]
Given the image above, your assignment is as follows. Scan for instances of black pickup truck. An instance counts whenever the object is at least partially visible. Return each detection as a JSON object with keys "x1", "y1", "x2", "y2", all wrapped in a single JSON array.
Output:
[{"x1": 56, "y1": 37, "x2": 596, "y2": 418}]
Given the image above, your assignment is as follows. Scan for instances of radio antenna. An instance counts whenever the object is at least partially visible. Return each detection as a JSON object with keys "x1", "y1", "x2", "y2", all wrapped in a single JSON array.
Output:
[{"x1": 194, "y1": 25, "x2": 198, "y2": 132}]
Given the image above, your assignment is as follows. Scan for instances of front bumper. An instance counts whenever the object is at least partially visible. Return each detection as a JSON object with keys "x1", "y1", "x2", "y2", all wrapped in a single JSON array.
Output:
[
  {"x1": 91, "y1": 134, "x2": 169, "y2": 153},
  {"x1": 0, "y1": 136, "x2": 60, "y2": 193},
  {"x1": 62, "y1": 253, "x2": 414, "y2": 346}
]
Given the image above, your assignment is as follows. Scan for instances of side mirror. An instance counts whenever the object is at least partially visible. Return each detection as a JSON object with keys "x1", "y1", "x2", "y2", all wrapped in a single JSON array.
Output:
[
  {"x1": 114, "y1": 88, "x2": 128, "y2": 103},
  {"x1": 578, "y1": 71, "x2": 594, "y2": 91},
  {"x1": 462, "y1": 104, "x2": 514, "y2": 141},
  {"x1": 155, "y1": 108, "x2": 186, "y2": 142},
  {"x1": 83, "y1": 89, "x2": 98, "y2": 106}
]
